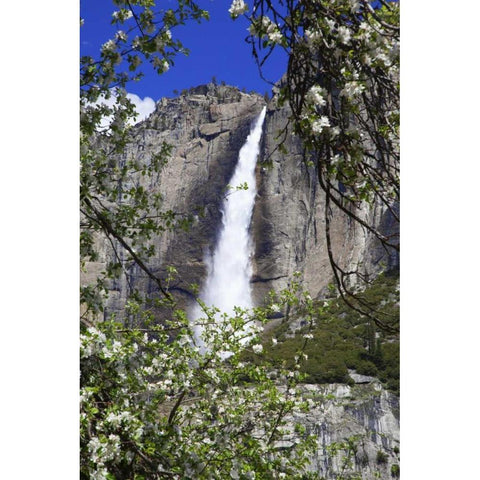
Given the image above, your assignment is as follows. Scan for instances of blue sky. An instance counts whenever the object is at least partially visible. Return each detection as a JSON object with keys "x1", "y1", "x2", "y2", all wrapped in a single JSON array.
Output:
[{"x1": 80, "y1": 0, "x2": 288, "y2": 102}]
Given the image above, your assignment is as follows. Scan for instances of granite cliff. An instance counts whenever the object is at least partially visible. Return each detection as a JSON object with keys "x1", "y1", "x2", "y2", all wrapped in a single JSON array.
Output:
[
  {"x1": 83, "y1": 84, "x2": 265, "y2": 314},
  {"x1": 83, "y1": 83, "x2": 397, "y2": 315},
  {"x1": 252, "y1": 91, "x2": 399, "y2": 306},
  {"x1": 81, "y1": 83, "x2": 399, "y2": 479},
  {"x1": 283, "y1": 379, "x2": 399, "y2": 479}
]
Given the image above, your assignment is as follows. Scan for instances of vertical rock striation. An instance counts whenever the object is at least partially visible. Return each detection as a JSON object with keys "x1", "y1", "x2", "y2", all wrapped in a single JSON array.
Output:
[
  {"x1": 85, "y1": 85, "x2": 266, "y2": 316},
  {"x1": 295, "y1": 382, "x2": 400, "y2": 479},
  {"x1": 83, "y1": 82, "x2": 398, "y2": 315},
  {"x1": 251, "y1": 91, "x2": 398, "y2": 305}
]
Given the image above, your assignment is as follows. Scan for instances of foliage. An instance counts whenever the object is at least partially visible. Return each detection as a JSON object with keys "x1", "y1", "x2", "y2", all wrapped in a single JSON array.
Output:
[
  {"x1": 232, "y1": 0, "x2": 400, "y2": 330},
  {"x1": 243, "y1": 273, "x2": 399, "y2": 393},
  {"x1": 80, "y1": 0, "x2": 211, "y2": 317},
  {"x1": 80, "y1": 304, "x2": 318, "y2": 479},
  {"x1": 80, "y1": 2, "x2": 319, "y2": 479},
  {"x1": 80, "y1": 1, "x2": 400, "y2": 478},
  {"x1": 375, "y1": 450, "x2": 388, "y2": 464}
]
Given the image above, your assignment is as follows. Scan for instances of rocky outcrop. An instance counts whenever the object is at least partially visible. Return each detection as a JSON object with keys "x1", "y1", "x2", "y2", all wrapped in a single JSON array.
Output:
[
  {"x1": 83, "y1": 83, "x2": 397, "y2": 316},
  {"x1": 86, "y1": 84, "x2": 266, "y2": 316},
  {"x1": 251, "y1": 92, "x2": 398, "y2": 306},
  {"x1": 139, "y1": 86, "x2": 265, "y2": 304},
  {"x1": 294, "y1": 381, "x2": 400, "y2": 479}
]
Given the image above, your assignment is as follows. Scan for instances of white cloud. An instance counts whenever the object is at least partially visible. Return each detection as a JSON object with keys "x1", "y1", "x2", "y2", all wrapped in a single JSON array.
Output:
[
  {"x1": 126, "y1": 93, "x2": 156, "y2": 124},
  {"x1": 93, "y1": 91, "x2": 156, "y2": 129}
]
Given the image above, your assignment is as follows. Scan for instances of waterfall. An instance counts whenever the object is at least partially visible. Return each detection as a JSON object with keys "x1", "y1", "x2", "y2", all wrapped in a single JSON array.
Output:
[{"x1": 191, "y1": 106, "x2": 267, "y2": 351}]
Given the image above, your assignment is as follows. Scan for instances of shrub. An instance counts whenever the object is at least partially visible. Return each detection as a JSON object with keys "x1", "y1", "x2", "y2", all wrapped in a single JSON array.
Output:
[{"x1": 376, "y1": 450, "x2": 388, "y2": 464}]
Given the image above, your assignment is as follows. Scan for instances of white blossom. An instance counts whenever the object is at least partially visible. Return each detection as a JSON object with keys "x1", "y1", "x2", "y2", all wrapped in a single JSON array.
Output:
[
  {"x1": 132, "y1": 36, "x2": 141, "y2": 49},
  {"x1": 229, "y1": 0, "x2": 248, "y2": 18},
  {"x1": 361, "y1": 53, "x2": 372, "y2": 66},
  {"x1": 261, "y1": 16, "x2": 272, "y2": 28},
  {"x1": 80, "y1": 337, "x2": 93, "y2": 358},
  {"x1": 325, "y1": 18, "x2": 336, "y2": 32},
  {"x1": 81, "y1": 327, "x2": 110, "y2": 358},
  {"x1": 101, "y1": 39, "x2": 116, "y2": 53},
  {"x1": 80, "y1": 388, "x2": 93, "y2": 404},
  {"x1": 88, "y1": 434, "x2": 120, "y2": 467},
  {"x1": 108, "y1": 434, "x2": 120, "y2": 448},
  {"x1": 87, "y1": 327, "x2": 106, "y2": 342},
  {"x1": 375, "y1": 51, "x2": 392, "y2": 67},
  {"x1": 105, "y1": 410, "x2": 134, "y2": 428},
  {"x1": 340, "y1": 81, "x2": 365, "y2": 99},
  {"x1": 307, "y1": 85, "x2": 327, "y2": 107},
  {"x1": 311, "y1": 116, "x2": 330, "y2": 134},
  {"x1": 115, "y1": 30, "x2": 127, "y2": 42},
  {"x1": 206, "y1": 368, "x2": 220, "y2": 382},
  {"x1": 252, "y1": 344, "x2": 263, "y2": 354},
  {"x1": 268, "y1": 28, "x2": 283, "y2": 44},
  {"x1": 91, "y1": 467, "x2": 109, "y2": 480},
  {"x1": 153, "y1": 57, "x2": 170, "y2": 73},
  {"x1": 305, "y1": 28, "x2": 321, "y2": 41},
  {"x1": 337, "y1": 26, "x2": 351, "y2": 44},
  {"x1": 349, "y1": 0, "x2": 361, "y2": 13},
  {"x1": 249, "y1": 15, "x2": 282, "y2": 44},
  {"x1": 358, "y1": 21, "x2": 372, "y2": 41},
  {"x1": 330, "y1": 126, "x2": 340, "y2": 138},
  {"x1": 112, "y1": 9, "x2": 133, "y2": 21},
  {"x1": 270, "y1": 303, "x2": 281, "y2": 313},
  {"x1": 88, "y1": 437, "x2": 102, "y2": 462},
  {"x1": 102, "y1": 339, "x2": 123, "y2": 359}
]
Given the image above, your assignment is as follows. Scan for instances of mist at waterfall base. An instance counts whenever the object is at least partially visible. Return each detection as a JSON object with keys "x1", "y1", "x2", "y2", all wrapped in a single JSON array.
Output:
[{"x1": 190, "y1": 107, "x2": 267, "y2": 354}]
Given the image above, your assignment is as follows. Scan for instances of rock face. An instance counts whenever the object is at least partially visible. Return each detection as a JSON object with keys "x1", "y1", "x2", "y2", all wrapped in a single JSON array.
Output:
[
  {"x1": 138, "y1": 86, "x2": 266, "y2": 306},
  {"x1": 88, "y1": 84, "x2": 266, "y2": 315},
  {"x1": 251, "y1": 94, "x2": 398, "y2": 305},
  {"x1": 81, "y1": 84, "x2": 399, "y2": 478},
  {"x1": 293, "y1": 381, "x2": 400, "y2": 479},
  {"x1": 84, "y1": 83, "x2": 397, "y2": 316}
]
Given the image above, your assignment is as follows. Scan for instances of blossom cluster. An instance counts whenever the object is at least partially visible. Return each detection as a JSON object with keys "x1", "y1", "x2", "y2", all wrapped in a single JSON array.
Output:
[
  {"x1": 229, "y1": 0, "x2": 248, "y2": 18},
  {"x1": 306, "y1": 85, "x2": 327, "y2": 108},
  {"x1": 271, "y1": 1, "x2": 398, "y2": 203},
  {"x1": 248, "y1": 15, "x2": 283, "y2": 44},
  {"x1": 80, "y1": 303, "x2": 316, "y2": 478},
  {"x1": 112, "y1": 8, "x2": 133, "y2": 23},
  {"x1": 311, "y1": 116, "x2": 330, "y2": 134},
  {"x1": 247, "y1": 0, "x2": 399, "y2": 146}
]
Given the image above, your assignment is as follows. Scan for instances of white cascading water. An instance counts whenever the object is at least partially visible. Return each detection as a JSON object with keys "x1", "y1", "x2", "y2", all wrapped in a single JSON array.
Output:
[{"x1": 191, "y1": 106, "x2": 267, "y2": 351}]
